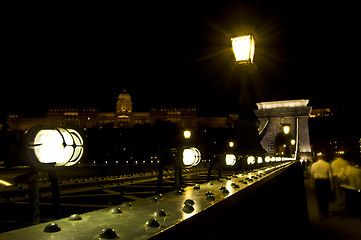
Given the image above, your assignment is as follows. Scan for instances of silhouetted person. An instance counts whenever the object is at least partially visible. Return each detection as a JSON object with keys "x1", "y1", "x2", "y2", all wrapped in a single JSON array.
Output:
[
  {"x1": 344, "y1": 152, "x2": 361, "y2": 217},
  {"x1": 331, "y1": 154, "x2": 350, "y2": 211},
  {"x1": 311, "y1": 154, "x2": 334, "y2": 217}
]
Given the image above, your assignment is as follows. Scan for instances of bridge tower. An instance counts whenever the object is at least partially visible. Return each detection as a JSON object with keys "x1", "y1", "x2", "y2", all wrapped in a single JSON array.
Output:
[{"x1": 254, "y1": 99, "x2": 312, "y2": 161}]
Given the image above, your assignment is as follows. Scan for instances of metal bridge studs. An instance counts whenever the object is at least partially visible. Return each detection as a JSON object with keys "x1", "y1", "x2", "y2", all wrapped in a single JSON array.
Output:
[
  {"x1": 43, "y1": 223, "x2": 61, "y2": 233},
  {"x1": 109, "y1": 207, "x2": 122, "y2": 214},
  {"x1": 182, "y1": 199, "x2": 195, "y2": 213},
  {"x1": 98, "y1": 228, "x2": 118, "y2": 239},
  {"x1": 68, "y1": 214, "x2": 82, "y2": 221},
  {"x1": 145, "y1": 219, "x2": 160, "y2": 228}
]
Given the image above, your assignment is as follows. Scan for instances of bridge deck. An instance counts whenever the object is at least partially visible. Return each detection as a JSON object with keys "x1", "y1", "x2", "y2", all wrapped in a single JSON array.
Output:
[{"x1": 0, "y1": 162, "x2": 305, "y2": 240}]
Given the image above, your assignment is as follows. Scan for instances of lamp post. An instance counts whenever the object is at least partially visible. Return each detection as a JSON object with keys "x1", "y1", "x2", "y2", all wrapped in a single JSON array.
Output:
[
  {"x1": 217, "y1": 141, "x2": 236, "y2": 178},
  {"x1": 26, "y1": 125, "x2": 84, "y2": 222},
  {"x1": 231, "y1": 34, "x2": 257, "y2": 111},
  {"x1": 175, "y1": 130, "x2": 201, "y2": 188},
  {"x1": 230, "y1": 34, "x2": 263, "y2": 161},
  {"x1": 175, "y1": 146, "x2": 202, "y2": 187}
]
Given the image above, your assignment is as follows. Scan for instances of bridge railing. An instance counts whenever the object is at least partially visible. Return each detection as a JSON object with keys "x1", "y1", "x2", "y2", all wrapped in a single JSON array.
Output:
[{"x1": 0, "y1": 161, "x2": 308, "y2": 240}]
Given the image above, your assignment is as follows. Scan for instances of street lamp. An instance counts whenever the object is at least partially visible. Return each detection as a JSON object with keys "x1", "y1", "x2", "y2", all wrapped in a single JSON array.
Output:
[
  {"x1": 175, "y1": 130, "x2": 200, "y2": 187},
  {"x1": 27, "y1": 126, "x2": 84, "y2": 169},
  {"x1": 247, "y1": 156, "x2": 255, "y2": 165},
  {"x1": 183, "y1": 130, "x2": 191, "y2": 139},
  {"x1": 231, "y1": 35, "x2": 255, "y2": 64},
  {"x1": 230, "y1": 34, "x2": 258, "y2": 160},
  {"x1": 283, "y1": 125, "x2": 290, "y2": 135},
  {"x1": 225, "y1": 154, "x2": 236, "y2": 166},
  {"x1": 174, "y1": 146, "x2": 201, "y2": 187},
  {"x1": 182, "y1": 147, "x2": 201, "y2": 167},
  {"x1": 26, "y1": 125, "x2": 84, "y2": 222}
]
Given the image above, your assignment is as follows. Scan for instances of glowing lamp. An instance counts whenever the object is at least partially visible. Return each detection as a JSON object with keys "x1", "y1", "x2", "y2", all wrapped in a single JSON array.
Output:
[
  {"x1": 182, "y1": 147, "x2": 201, "y2": 167},
  {"x1": 247, "y1": 156, "x2": 255, "y2": 165},
  {"x1": 231, "y1": 35, "x2": 255, "y2": 64},
  {"x1": 283, "y1": 125, "x2": 290, "y2": 134},
  {"x1": 27, "y1": 125, "x2": 84, "y2": 169},
  {"x1": 225, "y1": 154, "x2": 236, "y2": 166},
  {"x1": 183, "y1": 130, "x2": 191, "y2": 139}
]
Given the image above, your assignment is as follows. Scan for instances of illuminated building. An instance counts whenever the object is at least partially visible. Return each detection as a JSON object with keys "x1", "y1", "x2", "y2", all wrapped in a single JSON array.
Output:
[
  {"x1": 309, "y1": 108, "x2": 332, "y2": 118},
  {"x1": 7, "y1": 90, "x2": 238, "y2": 131}
]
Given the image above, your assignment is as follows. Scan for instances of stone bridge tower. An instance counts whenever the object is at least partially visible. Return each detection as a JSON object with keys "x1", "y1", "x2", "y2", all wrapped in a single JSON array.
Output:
[{"x1": 254, "y1": 99, "x2": 312, "y2": 161}]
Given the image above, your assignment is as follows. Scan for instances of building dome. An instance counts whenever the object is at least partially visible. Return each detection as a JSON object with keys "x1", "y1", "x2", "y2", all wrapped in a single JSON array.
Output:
[
  {"x1": 118, "y1": 90, "x2": 131, "y2": 101},
  {"x1": 116, "y1": 90, "x2": 132, "y2": 115}
]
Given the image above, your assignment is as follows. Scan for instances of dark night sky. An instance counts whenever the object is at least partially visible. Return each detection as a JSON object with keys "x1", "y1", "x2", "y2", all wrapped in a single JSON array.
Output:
[{"x1": 2, "y1": 0, "x2": 360, "y2": 120}]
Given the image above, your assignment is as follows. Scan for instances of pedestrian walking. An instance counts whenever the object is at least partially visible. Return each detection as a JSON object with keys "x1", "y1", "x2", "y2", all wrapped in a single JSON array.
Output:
[
  {"x1": 311, "y1": 153, "x2": 334, "y2": 217},
  {"x1": 344, "y1": 152, "x2": 361, "y2": 217},
  {"x1": 331, "y1": 154, "x2": 350, "y2": 210}
]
